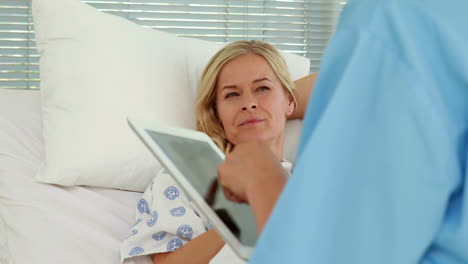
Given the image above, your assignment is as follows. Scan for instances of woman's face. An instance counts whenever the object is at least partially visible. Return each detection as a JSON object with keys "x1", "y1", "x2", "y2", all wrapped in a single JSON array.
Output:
[{"x1": 215, "y1": 53, "x2": 294, "y2": 146}]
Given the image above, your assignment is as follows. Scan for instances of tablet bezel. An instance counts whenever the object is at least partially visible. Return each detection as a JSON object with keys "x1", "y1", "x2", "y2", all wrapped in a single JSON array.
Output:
[{"x1": 127, "y1": 117, "x2": 253, "y2": 260}]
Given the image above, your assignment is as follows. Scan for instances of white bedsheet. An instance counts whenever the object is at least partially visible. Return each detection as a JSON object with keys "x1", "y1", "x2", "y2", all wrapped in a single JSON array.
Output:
[
  {"x1": 0, "y1": 162, "x2": 142, "y2": 263},
  {"x1": 0, "y1": 213, "x2": 12, "y2": 264}
]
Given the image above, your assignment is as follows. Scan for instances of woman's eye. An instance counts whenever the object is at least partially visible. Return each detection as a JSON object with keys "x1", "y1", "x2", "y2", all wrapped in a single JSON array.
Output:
[
  {"x1": 225, "y1": 92, "x2": 238, "y2": 99},
  {"x1": 257, "y1": 86, "x2": 270, "y2": 91}
]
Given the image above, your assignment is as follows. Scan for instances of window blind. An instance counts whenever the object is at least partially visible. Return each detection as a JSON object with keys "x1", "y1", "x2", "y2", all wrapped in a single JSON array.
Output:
[{"x1": 0, "y1": 0, "x2": 346, "y2": 90}]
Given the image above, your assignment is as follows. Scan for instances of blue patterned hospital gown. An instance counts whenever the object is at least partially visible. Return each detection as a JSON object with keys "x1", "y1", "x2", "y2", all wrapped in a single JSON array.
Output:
[{"x1": 120, "y1": 162, "x2": 292, "y2": 263}]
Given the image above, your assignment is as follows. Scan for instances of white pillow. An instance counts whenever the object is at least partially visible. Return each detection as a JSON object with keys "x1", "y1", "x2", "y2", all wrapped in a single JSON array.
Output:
[{"x1": 32, "y1": 0, "x2": 310, "y2": 191}]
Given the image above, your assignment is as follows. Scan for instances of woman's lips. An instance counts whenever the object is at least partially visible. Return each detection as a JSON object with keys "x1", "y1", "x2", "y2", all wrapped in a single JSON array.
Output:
[{"x1": 239, "y1": 119, "x2": 264, "y2": 127}]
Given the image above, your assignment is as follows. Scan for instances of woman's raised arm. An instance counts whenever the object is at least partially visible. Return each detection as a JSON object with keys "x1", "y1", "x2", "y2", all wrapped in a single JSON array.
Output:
[{"x1": 289, "y1": 72, "x2": 318, "y2": 120}]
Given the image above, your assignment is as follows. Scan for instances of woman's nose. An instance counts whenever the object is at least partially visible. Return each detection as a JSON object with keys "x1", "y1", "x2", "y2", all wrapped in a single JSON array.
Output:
[{"x1": 242, "y1": 103, "x2": 257, "y2": 111}]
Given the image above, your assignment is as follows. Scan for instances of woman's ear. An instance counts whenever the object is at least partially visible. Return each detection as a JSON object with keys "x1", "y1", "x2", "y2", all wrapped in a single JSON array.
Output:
[{"x1": 286, "y1": 93, "x2": 295, "y2": 116}]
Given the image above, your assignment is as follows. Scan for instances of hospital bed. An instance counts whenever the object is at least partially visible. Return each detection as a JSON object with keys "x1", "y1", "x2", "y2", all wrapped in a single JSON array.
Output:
[{"x1": 0, "y1": 0, "x2": 308, "y2": 263}]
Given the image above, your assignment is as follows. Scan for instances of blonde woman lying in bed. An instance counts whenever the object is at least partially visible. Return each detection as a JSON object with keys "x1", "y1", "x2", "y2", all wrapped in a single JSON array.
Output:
[{"x1": 120, "y1": 40, "x2": 317, "y2": 264}]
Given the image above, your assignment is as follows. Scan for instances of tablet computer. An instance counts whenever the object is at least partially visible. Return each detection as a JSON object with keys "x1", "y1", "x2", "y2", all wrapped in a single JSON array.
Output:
[{"x1": 127, "y1": 117, "x2": 257, "y2": 260}]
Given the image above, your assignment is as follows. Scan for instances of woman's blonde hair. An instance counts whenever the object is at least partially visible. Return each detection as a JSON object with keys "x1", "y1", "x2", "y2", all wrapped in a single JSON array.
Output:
[{"x1": 196, "y1": 40, "x2": 297, "y2": 153}]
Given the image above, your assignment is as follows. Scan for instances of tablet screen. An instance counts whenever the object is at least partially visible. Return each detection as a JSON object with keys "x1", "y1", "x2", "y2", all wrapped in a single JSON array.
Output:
[{"x1": 146, "y1": 129, "x2": 258, "y2": 247}]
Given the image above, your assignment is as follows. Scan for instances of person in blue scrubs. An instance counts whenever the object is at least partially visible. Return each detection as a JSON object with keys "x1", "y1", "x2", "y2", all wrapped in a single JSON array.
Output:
[{"x1": 217, "y1": 0, "x2": 468, "y2": 263}]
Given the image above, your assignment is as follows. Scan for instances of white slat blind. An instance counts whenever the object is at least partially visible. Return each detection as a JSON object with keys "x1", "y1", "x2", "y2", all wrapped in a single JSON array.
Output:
[
  {"x1": 0, "y1": 0, "x2": 346, "y2": 89},
  {"x1": 0, "y1": 0, "x2": 37, "y2": 89}
]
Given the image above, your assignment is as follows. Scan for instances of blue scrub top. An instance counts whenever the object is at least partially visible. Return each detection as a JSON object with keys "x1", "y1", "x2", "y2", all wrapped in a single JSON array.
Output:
[{"x1": 250, "y1": 0, "x2": 468, "y2": 263}]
